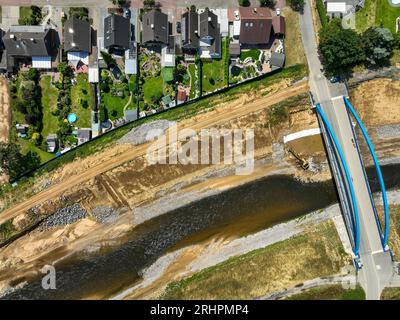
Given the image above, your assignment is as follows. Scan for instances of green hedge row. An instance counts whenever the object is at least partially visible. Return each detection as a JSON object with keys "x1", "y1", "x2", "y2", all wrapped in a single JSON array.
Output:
[{"x1": 316, "y1": 0, "x2": 329, "y2": 27}]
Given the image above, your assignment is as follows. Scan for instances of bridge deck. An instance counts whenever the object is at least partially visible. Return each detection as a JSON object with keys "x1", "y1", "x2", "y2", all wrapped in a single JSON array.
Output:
[{"x1": 319, "y1": 96, "x2": 393, "y2": 299}]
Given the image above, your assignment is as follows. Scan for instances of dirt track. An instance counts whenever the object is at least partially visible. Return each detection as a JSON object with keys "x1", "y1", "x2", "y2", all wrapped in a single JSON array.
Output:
[
  {"x1": 0, "y1": 82, "x2": 309, "y2": 224},
  {"x1": 0, "y1": 78, "x2": 11, "y2": 185}
]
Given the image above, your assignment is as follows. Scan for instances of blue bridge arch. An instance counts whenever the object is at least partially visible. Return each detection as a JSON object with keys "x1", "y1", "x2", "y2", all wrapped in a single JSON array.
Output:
[{"x1": 343, "y1": 97, "x2": 389, "y2": 250}]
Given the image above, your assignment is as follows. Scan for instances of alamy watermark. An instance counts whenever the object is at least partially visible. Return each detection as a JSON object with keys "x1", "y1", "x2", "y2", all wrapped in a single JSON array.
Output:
[{"x1": 145, "y1": 124, "x2": 255, "y2": 175}]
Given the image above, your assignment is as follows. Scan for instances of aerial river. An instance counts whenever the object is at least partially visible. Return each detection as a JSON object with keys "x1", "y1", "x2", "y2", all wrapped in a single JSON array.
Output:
[{"x1": 4, "y1": 163, "x2": 400, "y2": 299}]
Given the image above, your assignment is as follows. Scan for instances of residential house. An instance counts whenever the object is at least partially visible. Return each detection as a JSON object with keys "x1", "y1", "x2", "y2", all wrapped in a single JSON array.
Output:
[
  {"x1": 64, "y1": 17, "x2": 92, "y2": 66},
  {"x1": 104, "y1": 14, "x2": 131, "y2": 52},
  {"x1": 324, "y1": 0, "x2": 364, "y2": 18},
  {"x1": 46, "y1": 134, "x2": 58, "y2": 153},
  {"x1": 181, "y1": 8, "x2": 221, "y2": 60},
  {"x1": 198, "y1": 8, "x2": 221, "y2": 59},
  {"x1": 142, "y1": 9, "x2": 169, "y2": 46},
  {"x1": 235, "y1": 7, "x2": 285, "y2": 47},
  {"x1": 181, "y1": 10, "x2": 199, "y2": 53},
  {"x1": 77, "y1": 128, "x2": 92, "y2": 145},
  {"x1": 3, "y1": 25, "x2": 60, "y2": 69}
]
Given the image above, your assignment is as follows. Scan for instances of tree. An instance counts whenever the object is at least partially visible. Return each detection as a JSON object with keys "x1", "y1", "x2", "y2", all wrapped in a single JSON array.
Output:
[
  {"x1": 27, "y1": 68, "x2": 40, "y2": 82},
  {"x1": 238, "y1": 0, "x2": 250, "y2": 6},
  {"x1": 111, "y1": 0, "x2": 127, "y2": 6},
  {"x1": 57, "y1": 61, "x2": 72, "y2": 76},
  {"x1": 0, "y1": 143, "x2": 31, "y2": 179},
  {"x1": 259, "y1": 0, "x2": 275, "y2": 8},
  {"x1": 362, "y1": 27, "x2": 394, "y2": 66},
  {"x1": 20, "y1": 80, "x2": 36, "y2": 101},
  {"x1": 318, "y1": 19, "x2": 365, "y2": 76},
  {"x1": 287, "y1": 0, "x2": 305, "y2": 12}
]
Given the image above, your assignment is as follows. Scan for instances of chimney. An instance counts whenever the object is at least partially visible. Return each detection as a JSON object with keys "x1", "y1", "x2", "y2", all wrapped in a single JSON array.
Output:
[
  {"x1": 253, "y1": 7, "x2": 257, "y2": 13},
  {"x1": 151, "y1": 23, "x2": 154, "y2": 29},
  {"x1": 10, "y1": 34, "x2": 15, "y2": 39},
  {"x1": 208, "y1": 17, "x2": 211, "y2": 22},
  {"x1": 69, "y1": 27, "x2": 74, "y2": 33}
]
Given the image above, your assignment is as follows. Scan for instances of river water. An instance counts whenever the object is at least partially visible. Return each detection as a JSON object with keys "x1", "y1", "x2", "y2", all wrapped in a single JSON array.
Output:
[{"x1": 4, "y1": 163, "x2": 400, "y2": 299}]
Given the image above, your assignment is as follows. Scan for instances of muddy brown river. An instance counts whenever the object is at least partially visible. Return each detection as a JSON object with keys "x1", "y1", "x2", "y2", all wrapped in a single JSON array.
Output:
[{"x1": 3, "y1": 163, "x2": 400, "y2": 299}]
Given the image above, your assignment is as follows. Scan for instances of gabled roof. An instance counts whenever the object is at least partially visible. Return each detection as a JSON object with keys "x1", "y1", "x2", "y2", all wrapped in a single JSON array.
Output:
[
  {"x1": 104, "y1": 14, "x2": 130, "y2": 49},
  {"x1": 238, "y1": 7, "x2": 273, "y2": 45},
  {"x1": 182, "y1": 10, "x2": 199, "y2": 48},
  {"x1": 142, "y1": 9, "x2": 169, "y2": 44},
  {"x1": 3, "y1": 26, "x2": 59, "y2": 57},
  {"x1": 64, "y1": 17, "x2": 91, "y2": 52},
  {"x1": 199, "y1": 9, "x2": 218, "y2": 39}
]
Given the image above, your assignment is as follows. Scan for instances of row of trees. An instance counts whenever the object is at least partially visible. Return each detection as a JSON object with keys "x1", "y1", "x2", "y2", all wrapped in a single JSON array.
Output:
[
  {"x1": 54, "y1": 62, "x2": 74, "y2": 144},
  {"x1": 319, "y1": 19, "x2": 399, "y2": 76},
  {"x1": 10, "y1": 69, "x2": 43, "y2": 147}
]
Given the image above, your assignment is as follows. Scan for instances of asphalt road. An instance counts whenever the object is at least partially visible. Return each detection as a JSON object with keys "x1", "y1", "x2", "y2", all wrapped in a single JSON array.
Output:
[{"x1": 299, "y1": 0, "x2": 394, "y2": 299}]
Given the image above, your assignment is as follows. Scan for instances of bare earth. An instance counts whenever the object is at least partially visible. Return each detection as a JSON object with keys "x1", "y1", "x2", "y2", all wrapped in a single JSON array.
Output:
[
  {"x1": 0, "y1": 78, "x2": 10, "y2": 184},
  {"x1": 0, "y1": 81, "x2": 309, "y2": 225}
]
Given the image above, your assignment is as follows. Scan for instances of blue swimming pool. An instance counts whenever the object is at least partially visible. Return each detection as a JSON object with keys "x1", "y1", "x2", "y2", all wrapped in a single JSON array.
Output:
[{"x1": 67, "y1": 113, "x2": 78, "y2": 124}]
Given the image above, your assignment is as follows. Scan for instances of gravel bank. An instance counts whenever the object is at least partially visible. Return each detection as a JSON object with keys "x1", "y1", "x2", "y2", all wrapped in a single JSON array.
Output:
[
  {"x1": 40, "y1": 204, "x2": 87, "y2": 230},
  {"x1": 118, "y1": 120, "x2": 175, "y2": 146}
]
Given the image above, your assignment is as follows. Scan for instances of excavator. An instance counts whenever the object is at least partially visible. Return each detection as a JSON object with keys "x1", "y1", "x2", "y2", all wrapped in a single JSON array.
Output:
[{"x1": 287, "y1": 148, "x2": 309, "y2": 170}]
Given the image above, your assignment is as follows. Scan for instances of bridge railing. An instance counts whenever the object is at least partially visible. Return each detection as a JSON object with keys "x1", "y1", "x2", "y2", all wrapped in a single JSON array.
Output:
[{"x1": 315, "y1": 103, "x2": 360, "y2": 257}]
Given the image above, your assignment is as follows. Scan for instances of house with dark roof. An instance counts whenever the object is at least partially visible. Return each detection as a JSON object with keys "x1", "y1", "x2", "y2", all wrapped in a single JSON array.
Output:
[
  {"x1": 64, "y1": 18, "x2": 91, "y2": 53},
  {"x1": 104, "y1": 14, "x2": 131, "y2": 52},
  {"x1": 0, "y1": 28, "x2": 8, "y2": 72},
  {"x1": 64, "y1": 17, "x2": 92, "y2": 65},
  {"x1": 181, "y1": 10, "x2": 199, "y2": 52},
  {"x1": 2, "y1": 25, "x2": 59, "y2": 69},
  {"x1": 142, "y1": 9, "x2": 169, "y2": 45},
  {"x1": 198, "y1": 8, "x2": 221, "y2": 59},
  {"x1": 180, "y1": 8, "x2": 221, "y2": 60},
  {"x1": 237, "y1": 7, "x2": 285, "y2": 46}
]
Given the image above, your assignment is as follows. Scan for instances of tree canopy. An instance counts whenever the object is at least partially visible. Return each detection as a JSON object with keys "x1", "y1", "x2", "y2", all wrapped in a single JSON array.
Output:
[
  {"x1": 318, "y1": 20, "x2": 365, "y2": 76},
  {"x1": 362, "y1": 27, "x2": 394, "y2": 66}
]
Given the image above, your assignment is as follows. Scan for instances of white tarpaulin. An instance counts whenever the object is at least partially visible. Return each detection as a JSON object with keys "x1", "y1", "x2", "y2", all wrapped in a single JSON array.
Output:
[
  {"x1": 67, "y1": 51, "x2": 89, "y2": 65},
  {"x1": 327, "y1": 2, "x2": 346, "y2": 13},
  {"x1": 32, "y1": 56, "x2": 52, "y2": 69},
  {"x1": 89, "y1": 66, "x2": 99, "y2": 83}
]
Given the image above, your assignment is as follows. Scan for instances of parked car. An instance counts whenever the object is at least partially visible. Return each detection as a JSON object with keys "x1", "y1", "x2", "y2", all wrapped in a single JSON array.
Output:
[
  {"x1": 176, "y1": 21, "x2": 181, "y2": 34},
  {"x1": 329, "y1": 76, "x2": 341, "y2": 83},
  {"x1": 123, "y1": 8, "x2": 131, "y2": 19}
]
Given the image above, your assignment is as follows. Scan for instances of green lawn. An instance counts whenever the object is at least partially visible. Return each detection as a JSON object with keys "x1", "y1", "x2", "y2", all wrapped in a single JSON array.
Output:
[
  {"x1": 143, "y1": 76, "x2": 163, "y2": 104},
  {"x1": 240, "y1": 49, "x2": 261, "y2": 61},
  {"x1": 202, "y1": 58, "x2": 225, "y2": 93},
  {"x1": 19, "y1": 7, "x2": 32, "y2": 22},
  {"x1": 356, "y1": 0, "x2": 400, "y2": 33},
  {"x1": 40, "y1": 76, "x2": 59, "y2": 138},
  {"x1": 286, "y1": 284, "x2": 365, "y2": 300},
  {"x1": 102, "y1": 82, "x2": 131, "y2": 120},
  {"x1": 18, "y1": 138, "x2": 55, "y2": 163},
  {"x1": 376, "y1": 0, "x2": 400, "y2": 33},
  {"x1": 71, "y1": 74, "x2": 94, "y2": 128},
  {"x1": 161, "y1": 67, "x2": 174, "y2": 82}
]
